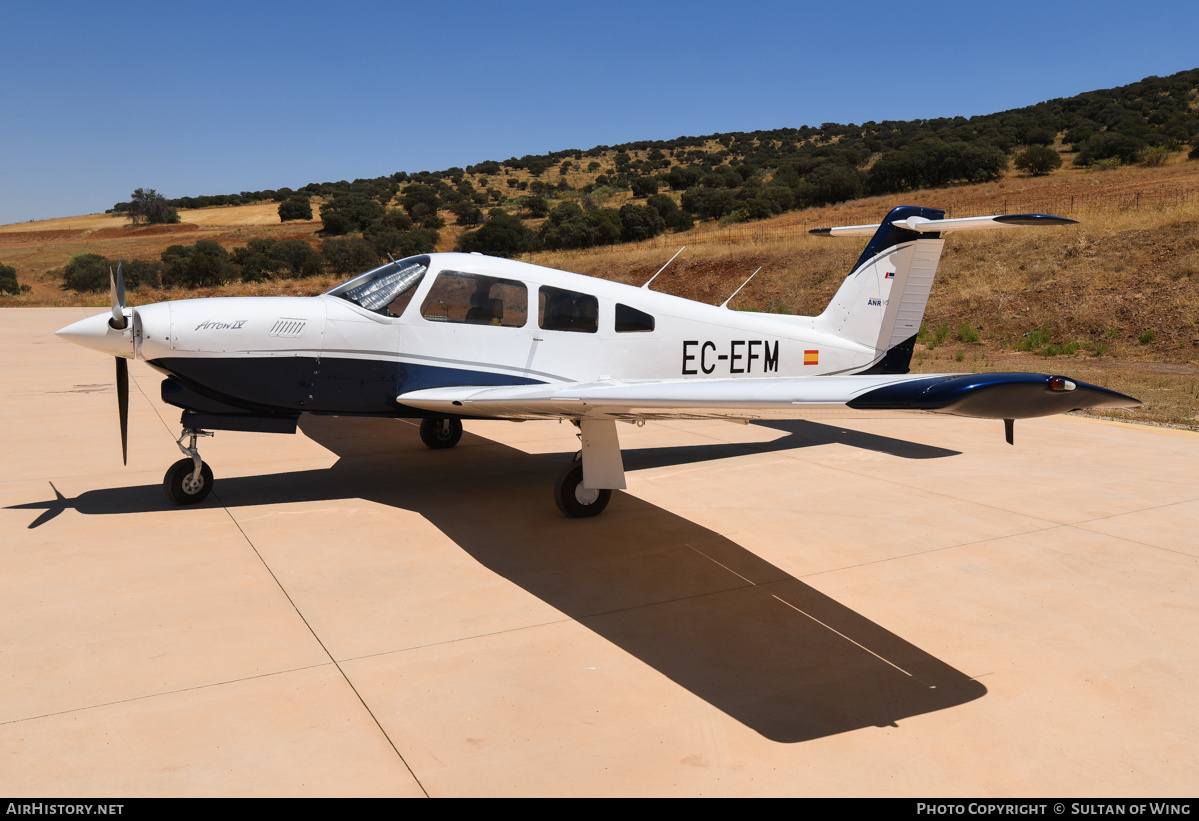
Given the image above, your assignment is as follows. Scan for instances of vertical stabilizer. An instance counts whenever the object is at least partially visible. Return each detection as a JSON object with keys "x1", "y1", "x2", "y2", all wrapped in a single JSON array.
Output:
[{"x1": 812, "y1": 206, "x2": 945, "y2": 374}]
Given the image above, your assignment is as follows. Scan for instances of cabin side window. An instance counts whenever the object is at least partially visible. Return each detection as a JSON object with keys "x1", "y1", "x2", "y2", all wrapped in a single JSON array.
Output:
[
  {"x1": 420, "y1": 271, "x2": 528, "y2": 327},
  {"x1": 538, "y1": 286, "x2": 598, "y2": 334},
  {"x1": 615, "y1": 303, "x2": 655, "y2": 333}
]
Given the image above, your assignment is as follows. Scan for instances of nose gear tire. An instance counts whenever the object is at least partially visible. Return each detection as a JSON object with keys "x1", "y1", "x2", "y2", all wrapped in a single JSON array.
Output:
[{"x1": 164, "y1": 458, "x2": 214, "y2": 505}]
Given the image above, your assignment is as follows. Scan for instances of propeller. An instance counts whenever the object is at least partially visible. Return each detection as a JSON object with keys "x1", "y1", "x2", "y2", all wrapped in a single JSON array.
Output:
[{"x1": 109, "y1": 262, "x2": 129, "y2": 465}]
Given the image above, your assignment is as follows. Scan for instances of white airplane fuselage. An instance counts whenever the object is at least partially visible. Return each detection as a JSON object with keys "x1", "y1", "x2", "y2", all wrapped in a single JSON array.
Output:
[{"x1": 87, "y1": 252, "x2": 882, "y2": 419}]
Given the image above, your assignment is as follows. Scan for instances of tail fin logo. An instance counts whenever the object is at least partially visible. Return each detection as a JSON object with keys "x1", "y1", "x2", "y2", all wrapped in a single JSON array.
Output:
[{"x1": 884, "y1": 271, "x2": 894, "y2": 279}]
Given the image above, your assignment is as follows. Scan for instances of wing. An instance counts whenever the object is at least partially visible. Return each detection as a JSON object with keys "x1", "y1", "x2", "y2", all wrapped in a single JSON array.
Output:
[{"x1": 397, "y1": 373, "x2": 1138, "y2": 422}]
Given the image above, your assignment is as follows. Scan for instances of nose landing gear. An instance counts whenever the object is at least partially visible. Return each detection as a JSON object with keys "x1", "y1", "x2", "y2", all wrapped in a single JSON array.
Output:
[{"x1": 164, "y1": 428, "x2": 214, "y2": 505}]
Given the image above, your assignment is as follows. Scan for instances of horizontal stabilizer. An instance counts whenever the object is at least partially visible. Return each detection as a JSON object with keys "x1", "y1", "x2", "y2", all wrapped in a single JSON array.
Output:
[{"x1": 810, "y1": 213, "x2": 1078, "y2": 237}]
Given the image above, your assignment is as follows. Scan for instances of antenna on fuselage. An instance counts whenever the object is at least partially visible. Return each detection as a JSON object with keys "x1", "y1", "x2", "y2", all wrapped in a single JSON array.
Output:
[
  {"x1": 719, "y1": 267, "x2": 761, "y2": 309},
  {"x1": 641, "y1": 246, "x2": 685, "y2": 290}
]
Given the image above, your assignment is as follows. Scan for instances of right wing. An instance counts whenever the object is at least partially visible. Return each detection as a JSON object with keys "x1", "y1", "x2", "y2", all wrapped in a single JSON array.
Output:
[{"x1": 396, "y1": 373, "x2": 1139, "y2": 422}]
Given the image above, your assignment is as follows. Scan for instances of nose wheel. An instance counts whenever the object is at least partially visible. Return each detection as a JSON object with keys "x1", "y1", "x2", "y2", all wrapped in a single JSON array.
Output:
[{"x1": 164, "y1": 428, "x2": 214, "y2": 505}]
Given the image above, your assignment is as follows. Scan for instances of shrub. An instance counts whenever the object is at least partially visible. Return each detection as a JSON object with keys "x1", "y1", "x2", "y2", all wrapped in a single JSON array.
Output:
[
  {"x1": 457, "y1": 209, "x2": 530, "y2": 258},
  {"x1": 1024, "y1": 127, "x2": 1056, "y2": 146},
  {"x1": 1014, "y1": 145, "x2": 1062, "y2": 176},
  {"x1": 273, "y1": 239, "x2": 322, "y2": 278},
  {"x1": 1139, "y1": 329, "x2": 1157, "y2": 344},
  {"x1": 1142, "y1": 146, "x2": 1170, "y2": 167},
  {"x1": 618, "y1": 204, "x2": 666, "y2": 242},
  {"x1": 321, "y1": 237, "x2": 378, "y2": 275},
  {"x1": 630, "y1": 176, "x2": 659, "y2": 198},
  {"x1": 320, "y1": 194, "x2": 384, "y2": 235},
  {"x1": 521, "y1": 196, "x2": 549, "y2": 218},
  {"x1": 63, "y1": 253, "x2": 113, "y2": 292},
  {"x1": 278, "y1": 197, "x2": 313, "y2": 222},
  {"x1": 1016, "y1": 326, "x2": 1052, "y2": 352},
  {"x1": 0, "y1": 263, "x2": 21, "y2": 295},
  {"x1": 161, "y1": 240, "x2": 233, "y2": 288},
  {"x1": 803, "y1": 165, "x2": 864, "y2": 205},
  {"x1": 1042, "y1": 341, "x2": 1079, "y2": 356},
  {"x1": 957, "y1": 323, "x2": 980, "y2": 343},
  {"x1": 400, "y1": 184, "x2": 441, "y2": 217},
  {"x1": 1073, "y1": 133, "x2": 1146, "y2": 167}
]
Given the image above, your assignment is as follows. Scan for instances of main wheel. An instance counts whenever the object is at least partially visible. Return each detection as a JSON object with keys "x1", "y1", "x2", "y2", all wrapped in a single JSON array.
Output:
[
  {"x1": 553, "y1": 459, "x2": 611, "y2": 518},
  {"x1": 419, "y1": 417, "x2": 463, "y2": 449},
  {"x1": 164, "y1": 458, "x2": 214, "y2": 505}
]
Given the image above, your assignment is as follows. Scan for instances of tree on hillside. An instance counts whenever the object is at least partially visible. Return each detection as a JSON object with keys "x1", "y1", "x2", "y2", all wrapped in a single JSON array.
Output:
[
  {"x1": 0, "y1": 263, "x2": 23, "y2": 295},
  {"x1": 278, "y1": 197, "x2": 313, "y2": 222},
  {"x1": 127, "y1": 188, "x2": 180, "y2": 225},
  {"x1": 161, "y1": 240, "x2": 232, "y2": 288},
  {"x1": 630, "y1": 176, "x2": 659, "y2": 198},
  {"x1": 321, "y1": 237, "x2": 379, "y2": 275},
  {"x1": 457, "y1": 209, "x2": 529, "y2": 258},
  {"x1": 1015, "y1": 145, "x2": 1062, "y2": 176},
  {"x1": 320, "y1": 194, "x2": 384, "y2": 235},
  {"x1": 63, "y1": 253, "x2": 114, "y2": 291},
  {"x1": 1072, "y1": 133, "x2": 1147, "y2": 167}
]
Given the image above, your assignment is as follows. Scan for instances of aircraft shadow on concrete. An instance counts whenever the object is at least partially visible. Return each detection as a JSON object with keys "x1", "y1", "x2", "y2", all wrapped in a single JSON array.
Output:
[{"x1": 12, "y1": 415, "x2": 980, "y2": 743}]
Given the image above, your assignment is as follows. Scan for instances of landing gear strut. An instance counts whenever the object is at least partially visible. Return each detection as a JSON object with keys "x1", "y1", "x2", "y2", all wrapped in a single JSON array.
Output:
[
  {"x1": 164, "y1": 428, "x2": 214, "y2": 505},
  {"x1": 420, "y1": 417, "x2": 463, "y2": 449}
]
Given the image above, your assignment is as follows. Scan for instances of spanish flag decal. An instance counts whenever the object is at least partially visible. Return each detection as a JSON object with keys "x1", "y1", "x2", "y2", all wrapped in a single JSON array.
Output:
[{"x1": 804, "y1": 349, "x2": 819, "y2": 365}]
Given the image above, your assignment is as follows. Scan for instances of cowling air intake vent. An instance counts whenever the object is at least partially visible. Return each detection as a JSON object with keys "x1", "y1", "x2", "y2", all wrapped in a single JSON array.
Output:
[{"x1": 269, "y1": 318, "x2": 307, "y2": 337}]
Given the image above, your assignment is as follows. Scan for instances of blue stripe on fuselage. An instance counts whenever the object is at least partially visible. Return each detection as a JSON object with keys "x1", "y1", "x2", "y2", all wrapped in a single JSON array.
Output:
[{"x1": 149, "y1": 355, "x2": 544, "y2": 416}]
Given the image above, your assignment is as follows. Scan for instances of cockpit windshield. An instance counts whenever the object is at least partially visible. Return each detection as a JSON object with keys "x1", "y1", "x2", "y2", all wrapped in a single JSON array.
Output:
[{"x1": 324, "y1": 256, "x2": 429, "y2": 317}]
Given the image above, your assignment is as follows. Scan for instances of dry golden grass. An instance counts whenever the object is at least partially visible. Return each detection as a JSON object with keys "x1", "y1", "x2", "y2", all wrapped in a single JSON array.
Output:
[{"x1": 0, "y1": 200, "x2": 294, "y2": 234}]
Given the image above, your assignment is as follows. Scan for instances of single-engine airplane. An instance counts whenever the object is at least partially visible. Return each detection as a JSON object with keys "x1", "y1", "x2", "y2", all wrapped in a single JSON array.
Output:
[{"x1": 57, "y1": 205, "x2": 1139, "y2": 517}]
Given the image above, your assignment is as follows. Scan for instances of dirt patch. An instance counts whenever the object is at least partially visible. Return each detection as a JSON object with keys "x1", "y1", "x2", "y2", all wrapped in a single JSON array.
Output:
[
  {"x1": 88, "y1": 223, "x2": 202, "y2": 239},
  {"x1": 0, "y1": 229, "x2": 93, "y2": 245}
]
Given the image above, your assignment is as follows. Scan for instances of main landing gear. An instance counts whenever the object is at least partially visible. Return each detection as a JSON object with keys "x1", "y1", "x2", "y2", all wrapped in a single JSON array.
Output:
[
  {"x1": 417, "y1": 416, "x2": 621, "y2": 519},
  {"x1": 164, "y1": 428, "x2": 214, "y2": 505},
  {"x1": 553, "y1": 454, "x2": 611, "y2": 518},
  {"x1": 419, "y1": 417, "x2": 463, "y2": 449}
]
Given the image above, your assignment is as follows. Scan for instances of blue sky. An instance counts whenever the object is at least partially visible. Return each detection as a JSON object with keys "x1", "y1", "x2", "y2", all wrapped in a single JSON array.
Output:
[{"x1": 2, "y1": 0, "x2": 1196, "y2": 225}]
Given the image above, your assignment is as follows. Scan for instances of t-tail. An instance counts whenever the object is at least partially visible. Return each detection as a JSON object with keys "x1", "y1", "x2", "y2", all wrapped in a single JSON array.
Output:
[{"x1": 811, "y1": 206, "x2": 1079, "y2": 374}]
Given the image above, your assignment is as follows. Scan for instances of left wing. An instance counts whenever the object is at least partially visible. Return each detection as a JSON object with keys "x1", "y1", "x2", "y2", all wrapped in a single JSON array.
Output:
[{"x1": 397, "y1": 373, "x2": 1138, "y2": 422}]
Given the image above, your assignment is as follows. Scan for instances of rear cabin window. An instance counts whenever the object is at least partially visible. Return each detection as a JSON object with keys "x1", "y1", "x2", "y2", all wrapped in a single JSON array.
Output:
[
  {"x1": 615, "y1": 303, "x2": 655, "y2": 333},
  {"x1": 420, "y1": 271, "x2": 528, "y2": 327},
  {"x1": 538, "y1": 286, "x2": 598, "y2": 334}
]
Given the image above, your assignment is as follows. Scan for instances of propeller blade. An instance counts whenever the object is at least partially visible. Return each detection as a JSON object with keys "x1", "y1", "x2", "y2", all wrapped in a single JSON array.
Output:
[
  {"x1": 116, "y1": 357, "x2": 129, "y2": 465},
  {"x1": 109, "y1": 262, "x2": 126, "y2": 330}
]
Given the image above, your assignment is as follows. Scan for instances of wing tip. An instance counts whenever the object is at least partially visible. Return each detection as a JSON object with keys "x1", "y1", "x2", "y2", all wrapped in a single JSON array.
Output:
[{"x1": 993, "y1": 213, "x2": 1079, "y2": 227}]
